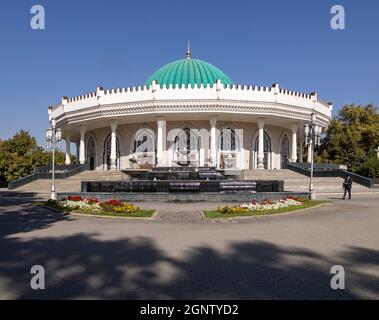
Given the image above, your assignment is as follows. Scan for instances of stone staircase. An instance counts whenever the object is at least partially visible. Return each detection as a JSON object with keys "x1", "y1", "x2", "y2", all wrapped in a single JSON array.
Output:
[
  {"x1": 239, "y1": 169, "x2": 374, "y2": 194},
  {"x1": 7, "y1": 169, "x2": 376, "y2": 199},
  {"x1": 13, "y1": 171, "x2": 128, "y2": 198}
]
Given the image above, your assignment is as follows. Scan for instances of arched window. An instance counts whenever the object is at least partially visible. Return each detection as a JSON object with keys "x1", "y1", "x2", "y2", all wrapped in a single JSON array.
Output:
[
  {"x1": 219, "y1": 128, "x2": 238, "y2": 151},
  {"x1": 280, "y1": 135, "x2": 290, "y2": 169},
  {"x1": 255, "y1": 132, "x2": 272, "y2": 152},
  {"x1": 133, "y1": 129, "x2": 155, "y2": 154},
  {"x1": 174, "y1": 128, "x2": 197, "y2": 154},
  {"x1": 87, "y1": 137, "x2": 96, "y2": 170},
  {"x1": 103, "y1": 133, "x2": 120, "y2": 170},
  {"x1": 218, "y1": 128, "x2": 240, "y2": 169},
  {"x1": 254, "y1": 132, "x2": 272, "y2": 169},
  {"x1": 173, "y1": 128, "x2": 198, "y2": 166},
  {"x1": 131, "y1": 129, "x2": 156, "y2": 168}
]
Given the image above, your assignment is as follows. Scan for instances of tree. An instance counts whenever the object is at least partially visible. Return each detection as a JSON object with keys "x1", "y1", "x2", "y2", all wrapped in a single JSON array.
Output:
[
  {"x1": 0, "y1": 139, "x2": 5, "y2": 187},
  {"x1": 0, "y1": 130, "x2": 66, "y2": 186},
  {"x1": 356, "y1": 157, "x2": 379, "y2": 178},
  {"x1": 0, "y1": 131, "x2": 36, "y2": 183},
  {"x1": 318, "y1": 104, "x2": 379, "y2": 172}
]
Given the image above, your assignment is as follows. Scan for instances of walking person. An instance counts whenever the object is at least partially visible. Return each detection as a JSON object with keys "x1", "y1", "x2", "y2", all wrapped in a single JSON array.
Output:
[{"x1": 342, "y1": 175, "x2": 353, "y2": 200}]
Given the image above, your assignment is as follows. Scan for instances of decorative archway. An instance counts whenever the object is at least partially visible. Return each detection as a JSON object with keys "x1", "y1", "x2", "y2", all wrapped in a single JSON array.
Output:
[
  {"x1": 103, "y1": 133, "x2": 120, "y2": 170},
  {"x1": 280, "y1": 134, "x2": 290, "y2": 169},
  {"x1": 173, "y1": 128, "x2": 199, "y2": 166},
  {"x1": 253, "y1": 131, "x2": 272, "y2": 169},
  {"x1": 218, "y1": 128, "x2": 240, "y2": 169},
  {"x1": 87, "y1": 136, "x2": 96, "y2": 171},
  {"x1": 131, "y1": 128, "x2": 156, "y2": 168}
]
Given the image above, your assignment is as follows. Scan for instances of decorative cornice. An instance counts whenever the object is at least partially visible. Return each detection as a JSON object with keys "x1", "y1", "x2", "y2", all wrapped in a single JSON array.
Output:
[{"x1": 55, "y1": 99, "x2": 330, "y2": 127}]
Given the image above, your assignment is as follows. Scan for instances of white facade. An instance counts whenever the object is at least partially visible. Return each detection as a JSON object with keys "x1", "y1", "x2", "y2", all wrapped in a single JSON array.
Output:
[{"x1": 49, "y1": 81, "x2": 333, "y2": 171}]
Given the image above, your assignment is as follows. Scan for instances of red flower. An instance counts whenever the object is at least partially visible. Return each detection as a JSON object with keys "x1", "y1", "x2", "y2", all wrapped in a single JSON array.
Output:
[
  {"x1": 85, "y1": 197, "x2": 99, "y2": 204},
  {"x1": 67, "y1": 195, "x2": 83, "y2": 201},
  {"x1": 103, "y1": 199, "x2": 123, "y2": 206}
]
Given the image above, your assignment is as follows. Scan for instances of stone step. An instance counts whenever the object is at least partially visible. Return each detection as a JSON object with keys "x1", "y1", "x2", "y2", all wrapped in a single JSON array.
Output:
[
  {"x1": 286, "y1": 187, "x2": 369, "y2": 191},
  {"x1": 12, "y1": 169, "x2": 374, "y2": 195},
  {"x1": 240, "y1": 169, "x2": 371, "y2": 190},
  {"x1": 13, "y1": 170, "x2": 129, "y2": 194}
]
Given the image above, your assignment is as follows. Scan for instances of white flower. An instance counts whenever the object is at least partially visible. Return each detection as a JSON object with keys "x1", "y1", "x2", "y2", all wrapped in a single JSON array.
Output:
[
  {"x1": 58, "y1": 200, "x2": 102, "y2": 211},
  {"x1": 236, "y1": 198, "x2": 302, "y2": 211}
]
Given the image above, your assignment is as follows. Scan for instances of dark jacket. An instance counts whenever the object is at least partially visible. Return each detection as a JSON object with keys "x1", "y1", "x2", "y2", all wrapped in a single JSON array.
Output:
[{"x1": 343, "y1": 176, "x2": 353, "y2": 189}]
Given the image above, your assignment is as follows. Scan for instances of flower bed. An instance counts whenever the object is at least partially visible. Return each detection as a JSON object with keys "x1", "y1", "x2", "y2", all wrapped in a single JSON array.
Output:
[
  {"x1": 204, "y1": 198, "x2": 328, "y2": 218},
  {"x1": 217, "y1": 198, "x2": 303, "y2": 214},
  {"x1": 43, "y1": 196, "x2": 154, "y2": 217}
]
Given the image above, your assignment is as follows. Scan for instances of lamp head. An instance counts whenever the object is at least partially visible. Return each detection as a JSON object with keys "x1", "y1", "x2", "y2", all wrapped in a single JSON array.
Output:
[
  {"x1": 45, "y1": 128, "x2": 52, "y2": 141},
  {"x1": 304, "y1": 123, "x2": 309, "y2": 136},
  {"x1": 55, "y1": 128, "x2": 62, "y2": 142}
]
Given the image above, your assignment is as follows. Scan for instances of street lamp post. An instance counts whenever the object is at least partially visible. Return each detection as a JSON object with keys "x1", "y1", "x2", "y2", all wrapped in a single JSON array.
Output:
[
  {"x1": 304, "y1": 113, "x2": 321, "y2": 200},
  {"x1": 45, "y1": 119, "x2": 62, "y2": 200}
]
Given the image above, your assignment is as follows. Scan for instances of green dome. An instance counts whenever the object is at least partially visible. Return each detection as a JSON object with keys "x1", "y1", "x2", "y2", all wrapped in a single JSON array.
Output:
[{"x1": 145, "y1": 58, "x2": 233, "y2": 88}]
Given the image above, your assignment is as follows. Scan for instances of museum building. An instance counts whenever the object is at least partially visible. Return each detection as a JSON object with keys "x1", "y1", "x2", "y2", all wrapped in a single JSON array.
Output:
[{"x1": 48, "y1": 47, "x2": 333, "y2": 171}]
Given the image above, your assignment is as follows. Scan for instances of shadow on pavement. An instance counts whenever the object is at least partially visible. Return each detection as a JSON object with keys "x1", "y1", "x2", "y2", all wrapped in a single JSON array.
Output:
[
  {"x1": 0, "y1": 198, "x2": 72, "y2": 237},
  {"x1": 0, "y1": 200, "x2": 377, "y2": 299},
  {"x1": 1, "y1": 236, "x2": 378, "y2": 299}
]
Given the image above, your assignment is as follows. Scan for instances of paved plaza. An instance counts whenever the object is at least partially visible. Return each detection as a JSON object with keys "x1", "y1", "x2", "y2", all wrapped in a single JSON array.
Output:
[{"x1": 0, "y1": 195, "x2": 378, "y2": 299}]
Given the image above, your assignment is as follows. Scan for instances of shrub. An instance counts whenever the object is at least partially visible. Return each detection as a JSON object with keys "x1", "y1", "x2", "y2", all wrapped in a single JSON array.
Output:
[
  {"x1": 46, "y1": 199, "x2": 58, "y2": 206},
  {"x1": 356, "y1": 157, "x2": 379, "y2": 178}
]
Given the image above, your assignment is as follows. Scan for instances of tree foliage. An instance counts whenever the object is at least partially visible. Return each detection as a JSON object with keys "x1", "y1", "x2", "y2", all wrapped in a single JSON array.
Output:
[
  {"x1": 356, "y1": 157, "x2": 379, "y2": 178},
  {"x1": 0, "y1": 130, "x2": 67, "y2": 186},
  {"x1": 318, "y1": 104, "x2": 379, "y2": 172}
]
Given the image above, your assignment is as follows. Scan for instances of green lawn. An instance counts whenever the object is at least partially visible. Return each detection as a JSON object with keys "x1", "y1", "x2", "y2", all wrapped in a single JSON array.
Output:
[
  {"x1": 204, "y1": 199, "x2": 330, "y2": 219},
  {"x1": 35, "y1": 201, "x2": 155, "y2": 218}
]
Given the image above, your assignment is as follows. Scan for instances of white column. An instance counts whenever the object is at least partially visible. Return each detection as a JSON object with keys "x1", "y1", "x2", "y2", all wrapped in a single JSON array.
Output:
[
  {"x1": 199, "y1": 129, "x2": 208, "y2": 167},
  {"x1": 156, "y1": 117, "x2": 166, "y2": 167},
  {"x1": 65, "y1": 136, "x2": 71, "y2": 165},
  {"x1": 236, "y1": 129, "x2": 244, "y2": 169},
  {"x1": 79, "y1": 126, "x2": 86, "y2": 165},
  {"x1": 110, "y1": 121, "x2": 117, "y2": 170},
  {"x1": 209, "y1": 116, "x2": 218, "y2": 167},
  {"x1": 291, "y1": 123, "x2": 298, "y2": 163},
  {"x1": 257, "y1": 118, "x2": 265, "y2": 169},
  {"x1": 199, "y1": 140, "x2": 205, "y2": 167}
]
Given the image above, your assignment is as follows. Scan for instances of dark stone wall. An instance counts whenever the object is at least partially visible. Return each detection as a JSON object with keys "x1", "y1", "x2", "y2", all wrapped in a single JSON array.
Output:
[
  {"x1": 57, "y1": 191, "x2": 309, "y2": 202},
  {"x1": 81, "y1": 180, "x2": 284, "y2": 194}
]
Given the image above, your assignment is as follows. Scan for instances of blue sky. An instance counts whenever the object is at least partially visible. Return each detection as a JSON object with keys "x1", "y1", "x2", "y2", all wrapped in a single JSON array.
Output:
[{"x1": 1, "y1": 0, "x2": 378, "y2": 147}]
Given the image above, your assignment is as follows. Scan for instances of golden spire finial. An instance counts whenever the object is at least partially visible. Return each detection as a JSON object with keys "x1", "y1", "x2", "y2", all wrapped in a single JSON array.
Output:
[{"x1": 186, "y1": 40, "x2": 191, "y2": 60}]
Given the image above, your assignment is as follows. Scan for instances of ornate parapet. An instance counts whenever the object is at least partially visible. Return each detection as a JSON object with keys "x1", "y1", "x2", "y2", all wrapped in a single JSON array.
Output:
[{"x1": 50, "y1": 81, "x2": 333, "y2": 128}]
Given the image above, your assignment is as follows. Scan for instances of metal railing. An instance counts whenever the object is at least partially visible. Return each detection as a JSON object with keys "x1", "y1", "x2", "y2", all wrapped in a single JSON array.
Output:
[
  {"x1": 287, "y1": 162, "x2": 374, "y2": 188},
  {"x1": 33, "y1": 164, "x2": 83, "y2": 173},
  {"x1": 8, "y1": 164, "x2": 88, "y2": 190}
]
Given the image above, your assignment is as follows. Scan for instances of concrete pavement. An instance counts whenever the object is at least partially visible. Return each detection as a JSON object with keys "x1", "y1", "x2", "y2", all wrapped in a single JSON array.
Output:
[{"x1": 0, "y1": 195, "x2": 378, "y2": 299}]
